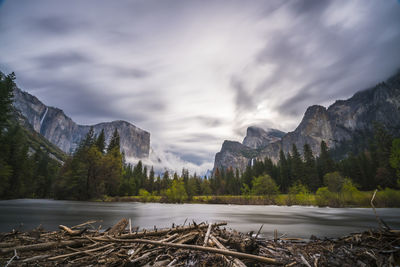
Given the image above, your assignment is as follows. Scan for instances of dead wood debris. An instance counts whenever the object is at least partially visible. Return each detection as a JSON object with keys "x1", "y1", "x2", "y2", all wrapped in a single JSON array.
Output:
[{"x1": 0, "y1": 219, "x2": 399, "y2": 266}]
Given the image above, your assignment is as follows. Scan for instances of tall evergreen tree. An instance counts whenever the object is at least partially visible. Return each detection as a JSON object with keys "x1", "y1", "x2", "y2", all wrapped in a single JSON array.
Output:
[
  {"x1": 241, "y1": 165, "x2": 253, "y2": 189},
  {"x1": 148, "y1": 166, "x2": 155, "y2": 192},
  {"x1": 290, "y1": 144, "x2": 304, "y2": 185},
  {"x1": 82, "y1": 127, "x2": 95, "y2": 149},
  {"x1": 0, "y1": 72, "x2": 15, "y2": 132},
  {"x1": 317, "y1": 141, "x2": 335, "y2": 180},
  {"x1": 303, "y1": 144, "x2": 319, "y2": 191},
  {"x1": 95, "y1": 129, "x2": 106, "y2": 153},
  {"x1": 162, "y1": 170, "x2": 170, "y2": 190},
  {"x1": 107, "y1": 128, "x2": 120, "y2": 153},
  {"x1": 278, "y1": 150, "x2": 290, "y2": 193}
]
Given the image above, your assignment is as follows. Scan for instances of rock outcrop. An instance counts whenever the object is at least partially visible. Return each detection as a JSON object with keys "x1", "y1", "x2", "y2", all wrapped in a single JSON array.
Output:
[
  {"x1": 242, "y1": 126, "x2": 285, "y2": 149},
  {"x1": 214, "y1": 71, "x2": 400, "y2": 172},
  {"x1": 214, "y1": 140, "x2": 258, "y2": 172},
  {"x1": 13, "y1": 86, "x2": 150, "y2": 158}
]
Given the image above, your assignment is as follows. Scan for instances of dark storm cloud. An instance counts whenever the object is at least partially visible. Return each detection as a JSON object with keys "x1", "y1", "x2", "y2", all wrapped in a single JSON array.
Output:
[
  {"x1": 290, "y1": 0, "x2": 330, "y2": 16},
  {"x1": 248, "y1": 1, "x2": 400, "y2": 118},
  {"x1": 231, "y1": 77, "x2": 255, "y2": 113},
  {"x1": 30, "y1": 16, "x2": 83, "y2": 35},
  {"x1": 1, "y1": 0, "x2": 400, "y2": 173},
  {"x1": 16, "y1": 74, "x2": 153, "y2": 124},
  {"x1": 32, "y1": 52, "x2": 91, "y2": 70}
]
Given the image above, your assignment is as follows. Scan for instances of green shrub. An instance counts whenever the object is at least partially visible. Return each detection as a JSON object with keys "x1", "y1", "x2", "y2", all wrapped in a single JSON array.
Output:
[
  {"x1": 241, "y1": 183, "x2": 251, "y2": 197},
  {"x1": 323, "y1": 172, "x2": 344, "y2": 192},
  {"x1": 316, "y1": 186, "x2": 341, "y2": 207},
  {"x1": 375, "y1": 188, "x2": 400, "y2": 207},
  {"x1": 251, "y1": 175, "x2": 279, "y2": 197},
  {"x1": 340, "y1": 179, "x2": 368, "y2": 206},
  {"x1": 139, "y1": 189, "x2": 151, "y2": 202},
  {"x1": 287, "y1": 183, "x2": 313, "y2": 205},
  {"x1": 165, "y1": 179, "x2": 188, "y2": 203}
]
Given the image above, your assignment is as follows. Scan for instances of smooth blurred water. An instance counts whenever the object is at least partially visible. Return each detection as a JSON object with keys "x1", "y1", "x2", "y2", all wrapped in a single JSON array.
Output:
[{"x1": 0, "y1": 199, "x2": 399, "y2": 239}]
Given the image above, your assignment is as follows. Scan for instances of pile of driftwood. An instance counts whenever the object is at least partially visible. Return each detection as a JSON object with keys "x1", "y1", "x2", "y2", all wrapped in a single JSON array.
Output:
[{"x1": 0, "y1": 218, "x2": 399, "y2": 266}]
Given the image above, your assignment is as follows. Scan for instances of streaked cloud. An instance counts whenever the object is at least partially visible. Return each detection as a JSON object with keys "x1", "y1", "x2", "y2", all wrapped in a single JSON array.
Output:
[{"x1": 0, "y1": 0, "x2": 399, "y2": 174}]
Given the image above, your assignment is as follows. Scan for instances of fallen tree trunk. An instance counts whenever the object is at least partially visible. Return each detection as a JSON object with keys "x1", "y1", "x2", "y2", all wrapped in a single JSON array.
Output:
[
  {"x1": 107, "y1": 218, "x2": 129, "y2": 236},
  {"x1": 48, "y1": 243, "x2": 114, "y2": 260},
  {"x1": 119, "y1": 221, "x2": 227, "y2": 239},
  {"x1": 203, "y1": 223, "x2": 212, "y2": 246},
  {"x1": 210, "y1": 234, "x2": 247, "y2": 267},
  {"x1": 0, "y1": 239, "x2": 90, "y2": 254},
  {"x1": 92, "y1": 237, "x2": 281, "y2": 265}
]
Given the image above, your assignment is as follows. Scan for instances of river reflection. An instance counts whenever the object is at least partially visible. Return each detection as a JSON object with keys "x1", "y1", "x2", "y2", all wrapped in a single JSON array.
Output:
[{"x1": 1, "y1": 199, "x2": 399, "y2": 239}]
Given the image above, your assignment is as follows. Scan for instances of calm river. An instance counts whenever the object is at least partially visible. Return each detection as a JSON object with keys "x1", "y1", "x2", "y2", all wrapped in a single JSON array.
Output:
[{"x1": 1, "y1": 199, "x2": 399, "y2": 239}]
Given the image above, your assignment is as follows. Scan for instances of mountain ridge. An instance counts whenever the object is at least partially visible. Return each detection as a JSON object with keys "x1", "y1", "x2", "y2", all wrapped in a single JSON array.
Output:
[
  {"x1": 12, "y1": 84, "x2": 151, "y2": 158},
  {"x1": 214, "y1": 71, "x2": 400, "y2": 172}
]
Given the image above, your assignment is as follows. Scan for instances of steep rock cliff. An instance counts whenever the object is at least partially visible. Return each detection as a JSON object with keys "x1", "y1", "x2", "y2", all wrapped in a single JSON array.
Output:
[
  {"x1": 214, "y1": 71, "x2": 400, "y2": 172},
  {"x1": 13, "y1": 86, "x2": 150, "y2": 158},
  {"x1": 213, "y1": 140, "x2": 258, "y2": 172},
  {"x1": 243, "y1": 126, "x2": 285, "y2": 149}
]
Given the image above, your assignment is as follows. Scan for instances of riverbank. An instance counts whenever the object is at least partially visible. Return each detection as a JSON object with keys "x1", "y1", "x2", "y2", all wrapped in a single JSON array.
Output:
[
  {"x1": 0, "y1": 219, "x2": 399, "y2": 266},
  {"x1": 102, "y1": 188, "x2": 400, "y2": 208}
]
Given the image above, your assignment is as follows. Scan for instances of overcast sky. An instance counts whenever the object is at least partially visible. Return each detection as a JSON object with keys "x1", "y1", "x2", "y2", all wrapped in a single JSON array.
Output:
[{"x1": 1, "y1": 0, "x2": 400, "y2": 174}]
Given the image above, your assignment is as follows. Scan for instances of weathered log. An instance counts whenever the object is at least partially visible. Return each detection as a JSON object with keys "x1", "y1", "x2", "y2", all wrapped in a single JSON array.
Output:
[
  {"x1": 130, "y1": 249, "x2": 160, "y2": 264},
  {"x1": 59, "y1": 225, "x2": 84, "y2": 236},
  {"x1": 0, "y1": 239, "x2": 90, "y2": 254},
  {"x1": 108, "y1": 218, "x2": 129, "y2": 235},
  {"x1": 92, "y1": 237, "x2": 281, "y2": 265},
  {"x1": 0, "y1": 242, "x2": 16, "y2": 248},
  {"x1": 119, "y1": 221, "x2": 227, "y2": 239},
  {"x1": 174, "y1": 232, "x2": 198, "y2": 244},
  {"x1": 210, "y1": 234, "x2": 247, "y2": 267},
  {"x1": 70, "y1": 220, "x2": 98, "y2": 229},
  {"x1": 299, "y1": 254, "x2": 311, "y2": 267},
  {"x1": 203, "y1": 223, "x2": 212, "y2": 246},
  {"x1": 48, "y1": 243, "x2": 114, "y2": 260},
  {"x1": 21, "y1": 254, "x2": 51, "y2": 263},
  {"x1": 161, "y1": 233, "x2": 179, "y2": 242}
]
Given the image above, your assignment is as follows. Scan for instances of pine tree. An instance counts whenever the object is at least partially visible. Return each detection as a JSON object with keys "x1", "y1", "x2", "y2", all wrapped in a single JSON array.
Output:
[
  {"x1": 0, "y1": 72, "x2": 15, "y2": 132},
  {"x1": 95, "y1": 129, "x2": 106, "y2": 153},
  {"x1": 133, "y1": 161, "x2": 143, "y2": 193},
  {"x1": 82, "y1": 127, "x2": 95, "y2": 149},
  {"x1": 181, "y1": 168, "x2": 189, "y2": 193},
  {"x1": 317, "y1": 141, "x2": 335, "y2": 180},
  {"x1": 148, "y1": 166, "x2": 155, "y2": 192},
  {"x1": 290, "y1": 144, "x2": 305, "y2": 185},
  {"x1": 241, "y1": 165, "x2": 253, "y2": 189},
  {"x1": 303, "y1": 144, "x2": 319, "y2": 191},
  {"x1": 278, "y1": 150, "x2": 290, "y2": 193},
  {"x1": 107, "y1": 128, "x2": 120, "y2": 153},
  {"x1": 372, "y1": 124, "x2": 396, "y2": 187},
  {"x1": 162, "y1": 170, "x2": 170, "y2": 190}
]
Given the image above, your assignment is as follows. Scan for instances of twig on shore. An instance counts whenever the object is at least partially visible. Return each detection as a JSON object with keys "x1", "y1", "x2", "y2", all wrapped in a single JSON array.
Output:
[{"x1": 370, "y1": 189, "x2": 391, "y2": 230}]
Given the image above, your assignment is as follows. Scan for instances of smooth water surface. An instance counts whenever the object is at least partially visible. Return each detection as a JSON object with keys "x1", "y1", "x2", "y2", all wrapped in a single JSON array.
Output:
[{"x1": 1, "y1": 199, "x2": 399, "y2": 239}]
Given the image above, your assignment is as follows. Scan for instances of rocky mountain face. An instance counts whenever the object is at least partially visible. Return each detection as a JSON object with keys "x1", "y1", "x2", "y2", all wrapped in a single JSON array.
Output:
[
  {"x1": 13, "y1": 86, "x2": 150, "y2": 158},
  {"x1": 213, "y1": 128, "x2": 286, "y2": 171},
  {"x1": 214, "y1": 71, "x2": 400, "y2": 172},
  {"x1": 214, "y1": 140, "x2": 259, "y2": 172},
  {"x1": 243, "y1": 126, "x2": 285, "y2": 149}
]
